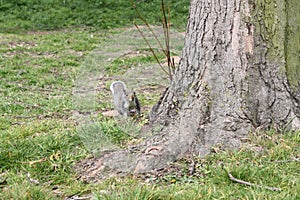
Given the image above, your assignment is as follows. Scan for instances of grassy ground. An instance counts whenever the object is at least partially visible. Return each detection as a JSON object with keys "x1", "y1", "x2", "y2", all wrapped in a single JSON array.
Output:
[
  {"x1": 0, "y1": 1, "x2": 299, "y2": 200},
  {"x1": 0, "y1": 28, "x2": 102, "y2": 199},
  {"x1": 0, "y1": 0, "x2": 189, "y2": 32}
]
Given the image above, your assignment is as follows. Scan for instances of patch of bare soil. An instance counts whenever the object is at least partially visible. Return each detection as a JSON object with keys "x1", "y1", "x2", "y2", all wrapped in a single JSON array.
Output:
[{"x1": 76, "y1": 152, "x2": 206, "y2": 184}]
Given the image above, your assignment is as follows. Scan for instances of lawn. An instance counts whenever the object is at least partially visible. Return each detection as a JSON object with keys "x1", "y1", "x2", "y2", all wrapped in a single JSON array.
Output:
[{"x1": 0, "y1": 1, "x2": 299, "y2": 199}]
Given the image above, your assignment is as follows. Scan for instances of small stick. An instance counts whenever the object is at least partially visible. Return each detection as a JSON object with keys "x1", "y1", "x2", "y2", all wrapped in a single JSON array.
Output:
[
  {"x1": 65, "y1": 195, "x2": 93, "y2": 200},
  {"x1": 274, "y1": 158, "x2": 299, "y2": 163},
  {"x1": 227, "y1": 172, "x2": 281, "y2": 191},
  {"x1": 27, "y1": 173, "x2": 40, "y2": 185},
  {"x1": 20, "y1": 158, "x2": 47, "y2": 165}
]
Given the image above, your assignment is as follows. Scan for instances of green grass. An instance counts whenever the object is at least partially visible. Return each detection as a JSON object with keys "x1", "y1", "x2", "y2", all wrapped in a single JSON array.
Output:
[
  {"x1": 93, "y1": 130, "x2": 299, "y2": 200},
  {"x1": 0, "y1": 2, "x2": 299, "y2": 199},
  {"x1": 105, "y1": 52, "x2": 165, "y2": 75},
  {"x1": 0, "y1": 0, "x2": 190, "y2": 33},
  {"x1": 0, "y1": 29, "x2": 104, "y2": 199}
]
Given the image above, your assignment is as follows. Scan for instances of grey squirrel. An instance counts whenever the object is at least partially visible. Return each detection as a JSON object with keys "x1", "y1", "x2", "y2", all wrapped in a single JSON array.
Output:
[{"x1": 110, "y1": 81, "x2": 141, "y2": 117}]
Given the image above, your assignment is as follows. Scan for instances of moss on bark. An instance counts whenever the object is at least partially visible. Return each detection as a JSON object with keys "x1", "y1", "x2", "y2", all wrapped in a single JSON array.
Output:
[
  {"x1": 253, "y1": 0, "x2": 300, "y2": 90},
  {"x1": 285, "y1": 0, "x2": 300, "y2": 89},
  {"x1": 254, "y1": 0, "x2": 285, "y2": 62}
]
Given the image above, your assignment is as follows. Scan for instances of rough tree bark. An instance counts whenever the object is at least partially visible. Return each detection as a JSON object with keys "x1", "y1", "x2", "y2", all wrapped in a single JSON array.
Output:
[{"x1": 81, "y1": 0, "x2": 300, "y2": 178}]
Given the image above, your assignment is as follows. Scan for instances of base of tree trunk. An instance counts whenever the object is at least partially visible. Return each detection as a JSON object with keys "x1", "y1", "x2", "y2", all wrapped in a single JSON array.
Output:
[{"x1": 77, "y1": 0, "x2": 300, "y2": 181}]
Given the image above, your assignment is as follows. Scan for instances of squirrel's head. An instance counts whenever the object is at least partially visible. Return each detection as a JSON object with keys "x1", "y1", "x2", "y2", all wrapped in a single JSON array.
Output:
[{"x1": 128, "y1": 91, "x2": 136, "y2": 102}]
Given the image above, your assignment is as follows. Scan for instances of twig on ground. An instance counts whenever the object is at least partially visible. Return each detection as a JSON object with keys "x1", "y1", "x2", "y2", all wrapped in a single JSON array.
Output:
[
  {"x1": 27, "y1": 172, "x2": 40, "y2": 185},
  {"x1": 274, "y1": 158, "x2": 300, "y2": 163},
  {"x1": 227, "y1": 172, "x2": 281, "y2": 191},
  {"x1": 65, "y1": 195, "x2": 93, "y2": 200},
  {"x1": 21, "y1": 158, "x2": 47, "y2": 165},
  {"x1": 11, "y1": 122, "x2": 26, "y2": 125}
]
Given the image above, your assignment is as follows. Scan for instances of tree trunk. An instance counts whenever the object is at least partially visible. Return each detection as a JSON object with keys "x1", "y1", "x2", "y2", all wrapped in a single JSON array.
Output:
[
  {"x1": 80, "y1": 0, "x2": 300, "y2": 178},
  {"x1": 151, "y1": 0, "x2": 300, "y2": 148}
]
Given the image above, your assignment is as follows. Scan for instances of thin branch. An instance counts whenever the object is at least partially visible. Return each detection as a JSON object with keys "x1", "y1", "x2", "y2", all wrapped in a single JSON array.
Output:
[
  {"x1": 161, "y1": 1, "x2": 172, "y2": 80},
  {"x1": 134, "y1": 23, "x2": 170, "y2": 78},
  {"x1": 227, "y1": 172, "x2": 281, "y2": 191},
  {"x1": 161, "y1": 0, "x2": 175, "y2": 80},
  {"x1": 161, "y1": 1, "x2": 170, "y2": 60},
  {"x1": 132, "y1": 0, "x2": 177, "y2": 81},
  {"x1": 161, "y1": 0, "x2": 169, "y2": 56},
  {"x1": 167, "y1": 3, "x2": 176, "y2": 74},
  {"x1": 171, "y1": 57, "x2": 176, "y2": 74},
  {"x1": 131, "y1": 0, "x2": 167, "y2": 56}
]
